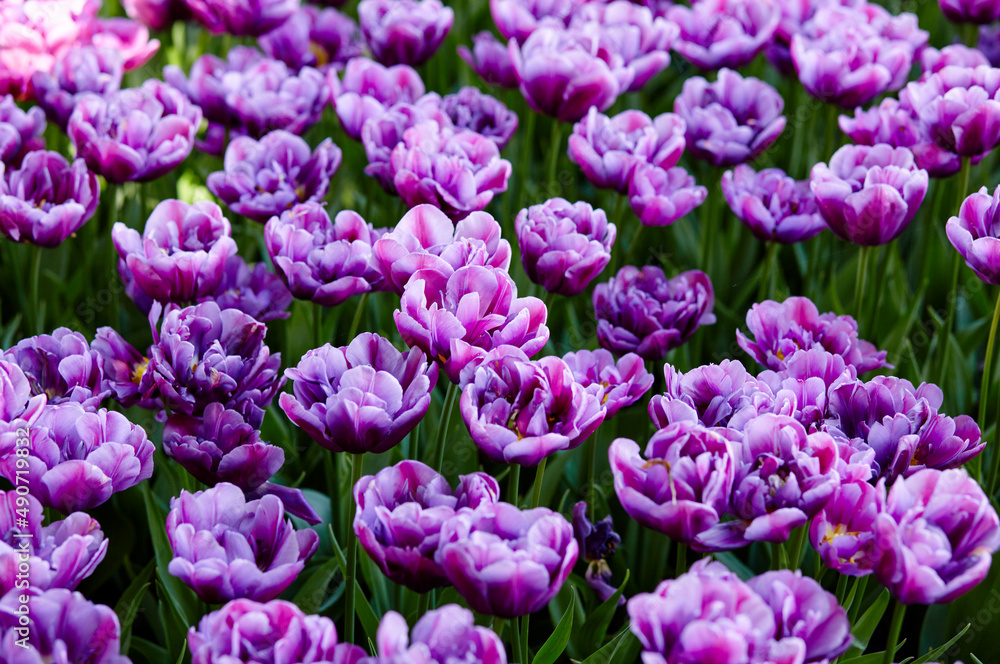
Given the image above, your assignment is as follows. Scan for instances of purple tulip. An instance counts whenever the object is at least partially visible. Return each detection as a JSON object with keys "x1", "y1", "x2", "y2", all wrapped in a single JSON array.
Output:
[
  {"x1": 628, "y1": 163, "x2": 707, "y2": 227},
  {"x1": 207, "y1": 131, "x2": 342, "y2": 223},
  {"x1": 395, "y1": 265, "x2": 549, "y2": 383},
  {"x1": 921, "y1": 45, "x2": 990, "y2": 77},
  {"x1": 610, "y1": 410, "x2": 737, "y2": 545},
  {"x1": 570, "y1": 0, "x2": 677, "y2": 91},
  {"x1": 113, "y1": 199, "x2": 237, "y2": 306},
  {"x1": 264, "y1": 202, "x2": 383, "y2": 307},
  {"x1": 0, "y1": 151, "x2": 99, "y2": 248},
  {"x1": 939, "y1": 0, "x2": 1000, "y2": 24},
  {"x1": 435, "y1": 501, "x2": 579, "y2": 617},
  {"x1": 90, "y1": 328, "x2": 152, "y2": 410},
  {"x1": 593, "y1": 267, "x2": 716, "y2": 361},
  {"x1": 489, "y1": 0, "x2": 589, "y2": 42},
  {"x1": 667, "y1": 0, "x2": 780, "y2": 70},
  {"x1": 568, "y1": 107, "x2": 686, "y2": 194},
  {"x1": 981, "y1": 25, "x2": 1000, "y2": 66},
  {"x1": 0, "y1": 402, "x2": 154, "y2": 514},
  {"x1": 85, "y1": 18, "x2": 160, "y2": 71},
  {"x1": 809, "y1": 479, "x2": 878, "y2": 576},
  {"x1": 674, "y1": 68, "x2": 786, "y2": 167},
  {"x1": 260, "y1": 5, "x2": 363, "y2": 71},
  {"x1": 0, "y1": 588, "x2": 131, "y2": 664},
  {"x1": 628, "y1": 559, "x2": 806, "y2": 664},
  {"x1": 145, "y1": 302, "x2": 284, "y2": 427},
  {"x1": 390, "y1": 121, "x2": 512, "y2": 219},
  {"x1": 361, "y1": 97, "x2": 451, "y2": 192},
  {"x1": 0, "y1": 94, "x2": 45, "y2": 167},
  {"x1": 188, "y1": 599, "x2": 365, "y2": 664},
  {"x1": 120, "y1": 0, "x2": 189, "y2": 31},
  {"x1": 838, "y1": 98, "x2": 961, "y2": 178},
  {"x1": 722, "y1": 165, "x2": 826, "y2": 244},
  {"x1": 811, "y1": 144, "x2": 928, "y2": 246},
  {"x1": 791, "y1": 5, "x2": 925, "y2": 108},
  {"x1": 746, "y1": 570, "x2": 852, "y2": 663},
  {"x1": 460, "y1": 354, "x2": 605, "y2": 466},
  {"x1": 4, "y1": 328, "x2": 106, "y2": 410},
  {"x1": 67, "y1": 80, "x2": 200, "y2": 184},
  {"x1": 458, "y1": 31, "x2": 519, "y2": 89},
  {"x1": 334, "y1": 57, "x2": 426, "y2": 141},
  {"x1": 440, "y1": 86, "x2": 519, "y2": 149},
  {"x1": 572, "y1": 502, "x2": 624, "y2": 604},
  {"x1": 948, "y1": 185, "x2": 1000, "y2": 284},
  {"x1": 358, "y1": 0, "x2": 454, "y2": 67},
  {"x1": 0, "y1": 490, "x2": 107, "y2": 596},
  {"x1": 281, "y1": 333, "x2": 438, "y2": 455},
  {"x1": 873, "y1": 469, "x2": 1000, "y2": 604},
  {"x1": 0, "y1": 358, "x2": 45, "y2": 423},
  {"x1": 826, "y1": 375, "x2": 984, "y2": 482},
  {"x1": 515, "y1": 198, "x2": 616, "y2": 297},
  {"x1": 167, "y1": 483, "x2": 319, "y2": 603},
  {"x1": 30, "y1": 46, "x2": 123, "y2": 130},
  {"x1": 201, "y1": 255, "x2": 293, "y2": 323},
  {"x1": 698, "y1": 415, "x2": 840, "y2": 551},
  {"x1": 365, "y1": 605, "x2": 507, "y2": 664},
  {"x1": 372, "y1": 204, "x2": 511, "y2": 295},
  {"x1": 649, "y1": 359, "x2": 771, "y2": 431},
  {"x1": 562, "y1": 348, "x2": 652, "y2": 419},
  {"x1": 755, "y1": 348, "x2": 856, "y2": 433},
  {"x1": 738, "y1": 296, "x2": 889, "y2": 373},
  {"x1": 185, "y1": 0, "x2": 298, "y2": 35},
  {"x1": 353, "y1": 460, "x2": 499, "y2": 592},
  {"x1": 901, "y1": 65, "x2": 1000, "y2": 158},
  {"x1": 509, "y1": 24, "x2": 630, "y2": 123}
]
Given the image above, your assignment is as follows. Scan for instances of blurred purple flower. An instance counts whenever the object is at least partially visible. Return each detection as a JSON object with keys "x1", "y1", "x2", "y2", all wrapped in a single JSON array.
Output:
[
  {"x1": 509, "y1": 24, "x2": 630, "y2": 123},
  {"x1": 0, "y1": 94, "x2": 45, "y2": 166},
  {"x1": 68, "y1": 80, "x2": 201, "y2": 183},
  {"x1": 459, "y1": 31, "x2": 518, "y2": 89},
  {"x1": 260, "y1": 5, "x2": 363, "y2": 72},
  {"x1": 0, "y1": 402, "x2": 154, "y2": 514},
  {"x1": 948, "y1": 184, "x2": 1000, "y2": 284},
  {"x1": 667, "y1": 0, "x2": 779, "y2": 70},
  {"x1": 395, "y1": 265, "x2": 549, "y2": 383},
  {"x1": 359, "y1": 0, "x2": 454, "y2": 67},
  {"x1": 568, "y1": 107, "x2": 686, "y2": 194},
  {"x1": 146, "y1": 301, "x2": 284, "y2": 426},
  {"x1": 593, "y1": 266, "x2": 715, "y2": 361},
  {"x1": 939, "y1": 0, "x2": 1000, "y2": 24},
  {"x1": 113, "y1": 199, "x2": 236, "y2": 307},
  {"x1": 572, "y1": 502, "x2": 624, "y2": 604},
  {"x1": 490, "y1": 0, "x2": 589, "y2": 42},
  {"x1": 737, "y1": 296, "x2": 889, "y2": 373},
  {"x1": 185, "y1": 0, "x2": 299, "y2": 35},
  {"x1": 628, "y1": 163, "x2": 707, "y2": 226},
  {"x1": 281, "y1": 333, "x2": 437, "y2": 455},
  {"x1": 166, "y1": 483, "x2": 319, "y2": 603},
  {"x1": 902, "y1": 65, "x2": 1000, "y2": 158},
  {"x1": 515, "y1": 197, "x2": 616, "y2": 296},
  {"x1": 980, "y1": 25, "x2": 1000, "y2": 66},
  {"x1": 441, "y1": 86, "x2": 518, "y2": 149},
  {"x1": 120, "y1": 0, "x2": 189, "y2": 31},
  {"x1": 0, "y1": 151, "x2": 99, "y2": 247},
  {"x1": 810, "y1": 144, "x2": 928, "y2": 246},
  {"x1": 189, "y1": 599, "x2": 364, "y2": 664},
  {"x1": 436, "y1": 501, "x2": 578, "y2": 617},
  {"x1": 207, "y1": 131, "x2": 342, "y2": 223},
  {"x1": 674, "y1": 68, "x2": 786, "y2": 167},
  {"x1": 563, "y1": 348, "x2": 652, "y2": 419},
  {"x1": 4, "y1": 328, "x2": 106, "y2": 410},
  {"x1": 0, "y1": 588, "x2": 131, "y2": 664},
  {"x1": 809, "y1": 479, "x2": 878, "y2": 576},
  {"x1": 30, "y1": 46, "x2": 122, "y2": 130},
  {"x1": 84, "y1": 18, "x2": 160, "y2": 71},
  {"x1": 335, "y1": 57, "x2": 427, "y2": 141},
  {"x1": 390, "y1": 121, "x2": 512, "y2": 219},
  {"x1": 920, "y1": 44, "x2": 990, "y2": 77},
  {"x1": 200, "y1": 255, "x2": 293, "y2": 323},
  {"x1": 460, "y1": 354, "x2": 605, "y2": 466},
  {"x1": 873, "y1": 469, "x2": 1000, "y2": 604},
  {"x1": 264, "y1": 202, "x2": 383, "y2": 306},
  {"x1": 353, "y1": 460, "x2": 499, "y2": 592},
  {"x1": 0, "y1": 490, "x2": 107, "y2": 596},
  {"x1": 366, "y1": 606, "x2": 507, "y2": 664},
  {"x1": 722, "y1": 165, "x2": 825, "y2": 244}
]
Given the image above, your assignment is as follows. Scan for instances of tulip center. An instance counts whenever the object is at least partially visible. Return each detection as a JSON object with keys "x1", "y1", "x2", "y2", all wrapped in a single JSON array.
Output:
[{"x1": 131, "y1": 358, "x2": 149, "y2": 384}]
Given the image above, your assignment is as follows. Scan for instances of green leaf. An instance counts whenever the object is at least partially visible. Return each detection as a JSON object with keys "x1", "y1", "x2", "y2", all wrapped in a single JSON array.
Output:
[
  {"x1": 293, "y1": 557, "x2": 341, "y2": 614},
  {"x1": 971, "y1": 654, "x2": 985, "y2": 664},
  {"x1": 578, "y1": 570, "x2": 630, "y2": 653},
  {"x1": 328, "y1": 524, "x2": 381, "y2": 643},
  {"x1": 130, "y1": 636, "x2": 169, "y2": 663},
  {"x1": 608, "y1": 630, "x2": 642, "y2": 664},
  {"x1": 911, "y1": 623, "x2": 970, "y2": 664},
  {"x1": 714, "y1": 552, "x2": 755, "y2": 581},
  {"x1": 532, "y1": 588, "x2": 575, "y2": 664},
  {"x1": 141, "y1": 483, "x2": 200, "y2": 629},
  {"x1": 842, "y1": 588, "x2": 890, "y2": 659},
  {"x1": 114, "y1": 559, "x2": 155, "y2": 652},
  {"x1": 580, "y1": 627, "x2": 630, "y2": 664}
]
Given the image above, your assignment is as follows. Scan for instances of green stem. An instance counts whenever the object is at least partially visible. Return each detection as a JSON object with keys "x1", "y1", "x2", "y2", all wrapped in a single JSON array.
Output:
[
  {"x1": 675, "y1": 542, "x2": 687, "y2": 577},
  {"x1": 529, "y1": 457, "x2": 547, "y2": 509},
  {"x1": 835, "y1": 574, "x2": 849, "y2": 606},
  {"x1": 344, "y1": 453, "x2": 365, "y2": 645},
  {"x1": 346, "y1": 292, "x2": 369, "y2": 342},
  {"x1": 520, "y1": 613, "x2": 531, "y2": 664},
  {"x1": 942, "y1": 158, "x2": 973, "y2": 374},
  {"x1": 853, "y1": 246, "x2": 871, "y2": 322},
  {"x1": 587, "y1": 433, "x2": 598, "y2": 521},
  {"x1": 324, "y1": 451, "x2": 340, "y2": 542},
  {"x1": 848, "y1": 576, "x2": 869, "y2": 625},
  {"x1": 517, "y1": 111, "x2": 538, "y2": 212},
  {"x1": 511, "y1": 616, "x2": 523, "y2": 664},
  {"x1": 312, "y1": 304, "x2": 322, "y2": 349},
  {"x1": 980, "y1": 289, "x2": 1000, "y2": 470},
  {"x1": 434, "y1": 383, "x2": 458, "y2": 473},
  {"x1": 29, "y1": 245, "x2": 43, "y2": 334},
  {"x1": 882, "y1": 600, "x2": 906, "y2": 664},
  {"x1": 417, "y1": 591, "x2": 430, "y2": 621},
  {"x1": 788, "y1": 527, "x2": 807, "y2": 570},
  {"x1": 547, "y1": 120, "x2": 564, "y2": 191},
  {"x1": 621, "y1": 224, "x2": 646, "y2": 269},
  {"x1": 758, "y1": 242, "x2": 779, "y2": 301},
  {"x1": 865, "y1": 245, "x2": 887, "y2": 334},
  {"x1": 507, "y1": 464, "x2": 521, "y2": 506}
]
